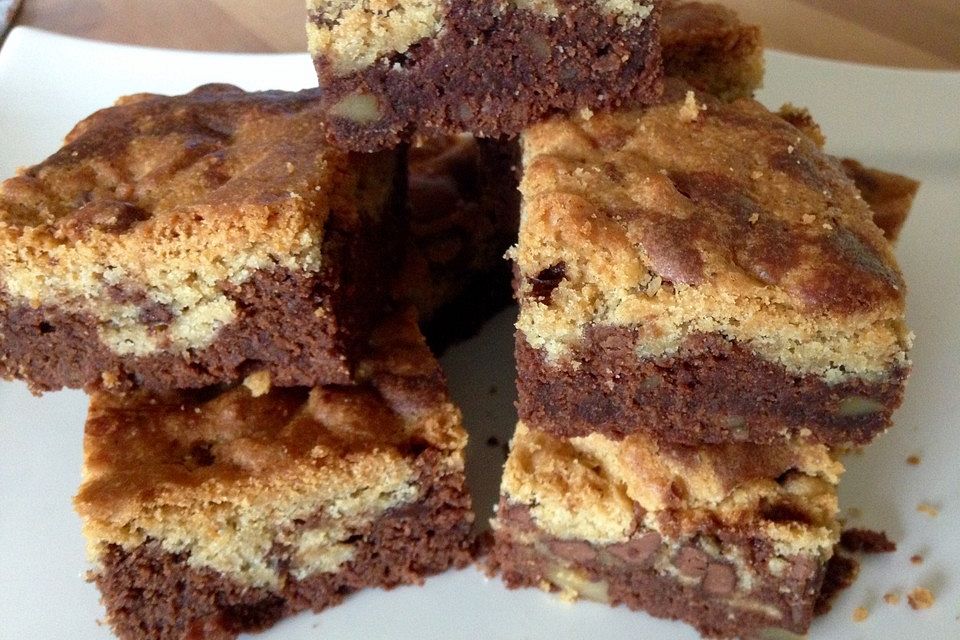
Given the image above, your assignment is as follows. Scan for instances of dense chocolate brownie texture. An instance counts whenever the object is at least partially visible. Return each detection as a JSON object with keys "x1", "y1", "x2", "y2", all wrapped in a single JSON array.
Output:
[
  {"x1": 0, "y1": 210, "x2": 397, "y2": 392},
  {"x1": 490, "y1": 504, "x2": 825, "y2": 640},
  {"x1": 516, "y1": 330, "x2": 907, "y2": 445},
  {"x1": 400, "y1": 137, "x2": 519, "y2": 351},
  {"x1": 95, "y1": 455, "x2": 472, "y2": 640},
  {"x1": 308, "y1": 0, "x2": 662, "y2": 151}
]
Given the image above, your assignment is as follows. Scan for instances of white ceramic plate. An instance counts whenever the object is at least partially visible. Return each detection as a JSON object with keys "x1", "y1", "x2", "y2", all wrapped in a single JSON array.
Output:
[{"x1": 0, "y1": 27, "x2": 958, "y2": 640}]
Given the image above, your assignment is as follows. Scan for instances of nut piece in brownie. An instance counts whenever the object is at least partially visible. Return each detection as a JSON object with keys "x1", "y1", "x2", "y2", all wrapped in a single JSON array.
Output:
[
  {"x1": 306, "y1": 0, "x2": 663, "y2": 150},
  {"x1": 488, "y1": 422, "x2": 842, "y2": 639},
  {"x1": 0, "y1": 84, "x2": 403, "y2": 393},
  {"x1": 396, "y1": 135, "x2": 519, "y2": 350},
  {"x1": 513, "y1": 80, "x2": 911, "y2": 446},
  {"x1": 661, "y1": 0, "x2": 764, "y2": 100},
  {"x1": 74, "y1": 311, "x2": 473, "y2": 640}
]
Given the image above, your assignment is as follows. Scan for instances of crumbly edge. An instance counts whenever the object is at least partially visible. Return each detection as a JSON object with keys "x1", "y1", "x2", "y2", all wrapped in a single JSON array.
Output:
[
  {"x1": 0, "y1": 151, "x2": 395, "y2": 359},
  {"x1": 307, "y1": 0, "x2": 654, "y2": 76},
  {"x1": 78, "y1": 447, "x2": 465, "y2": 589},
  {"x1": 500, "y1": 423, "x2": 841, "y2": 559}
]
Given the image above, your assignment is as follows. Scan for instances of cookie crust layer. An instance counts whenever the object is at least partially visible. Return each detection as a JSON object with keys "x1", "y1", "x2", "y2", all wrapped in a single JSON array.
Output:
[
  {"x1": 308, "y1": 0, "x2": 662, "y2": 150},
  {"x1": 514, "y1": 81, "x2": 909, "y2": 378},
  {"x1": 517, "y1": 330, "x2": 906, "y2": 445},
  {"x1": 94, "y1": 459, "x2": 472, "y2": 640}
]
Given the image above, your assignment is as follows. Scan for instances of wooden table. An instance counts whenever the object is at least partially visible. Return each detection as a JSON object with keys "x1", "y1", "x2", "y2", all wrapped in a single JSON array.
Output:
[{"x1": 12, "y1": 0, "x2": 960, "y2": 69}]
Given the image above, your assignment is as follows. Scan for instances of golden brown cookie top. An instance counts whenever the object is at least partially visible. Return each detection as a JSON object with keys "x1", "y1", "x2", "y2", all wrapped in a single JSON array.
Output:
[
  {"x1": 518, "y1": 79, "x2": 904, "y2": 316},
  {"x1": 1, "y1": 84, "x2": 346, "y2": 237}
]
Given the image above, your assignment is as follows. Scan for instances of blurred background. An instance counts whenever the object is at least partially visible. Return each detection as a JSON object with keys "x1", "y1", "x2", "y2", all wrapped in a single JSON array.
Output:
[{"x1": 9, "y1": 0, "x2": 960, "y2": 69}]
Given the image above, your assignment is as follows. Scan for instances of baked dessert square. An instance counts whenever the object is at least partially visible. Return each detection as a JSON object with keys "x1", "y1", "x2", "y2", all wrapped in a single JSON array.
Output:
[
  {"x1": 396, "y1": 135, "x2": 519, "y2": 349},
  {"x1": 513, "y1": 80, "x2": 911, "y2": 446},
  {"x1": 306, "y1": 0, "x2": 663, "y2": 150},
  {"x1": 0, "y1": 84, "x2": 403, "y2": 393},
  {"x1": 661, "y1": 0, "x2": 764, "y2": 101},
  {"x1": 488, "y1": 422, "x2": 842, "y2": 639},
  {"x1": 74, "y1": 310, "x2": 473, "y2": 640}
]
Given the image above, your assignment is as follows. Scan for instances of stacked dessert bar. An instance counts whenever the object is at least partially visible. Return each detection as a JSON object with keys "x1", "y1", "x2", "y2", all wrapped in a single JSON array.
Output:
[
  {"x1": 488, "y1": 7, "x2": 912, "y2": 640},
  {"x1": 0, "y1": 1, "x2": 919, "y2": 639},
  {"x1": 0, "y1": 85, "x2": 474, "y2": 638}
]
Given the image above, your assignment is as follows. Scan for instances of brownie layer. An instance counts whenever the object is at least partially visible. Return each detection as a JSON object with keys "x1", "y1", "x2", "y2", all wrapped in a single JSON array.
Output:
[
  {"x1": 94, "y1": 460, "x2": 472, "y2": 640},
  {"x1": 400, "y1": 137, "x2": 519, "y2": 351},
  {"x1": 0, "y1": 181, "x2": 401, "y2": 392},
  {"x1": 490, "y1": 506, "x2": 825, "y2": 639},
  {"x1": 310, "y1": 0, "x2": 662, "y2": 150},
  {"x1": 517, "y1": 330, "x2": 906, "y2": 445}
]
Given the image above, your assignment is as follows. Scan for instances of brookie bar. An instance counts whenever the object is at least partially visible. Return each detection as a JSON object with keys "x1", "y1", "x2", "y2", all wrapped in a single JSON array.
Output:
[
  {"x1": 74, "y1": 311, "x2": 473, "y2": 640},
  {"x1": 488, "y1": 422, "x2": 842, "y2": 639},
  {"x1": 306, "y1": 0, "x2": 663, "y2": 150},
  {"x1": 513, "y1": 80, "x2": 911, "y2": 446},
  {"x1": 0, "y1": 84, "x2": 403, "y2": 393}
]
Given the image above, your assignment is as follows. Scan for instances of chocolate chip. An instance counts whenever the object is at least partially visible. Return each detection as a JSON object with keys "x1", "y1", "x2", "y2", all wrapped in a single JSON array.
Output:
[
  {"x1": 605, "y1": 532, "x2": 661, "y2": 565},
  {"x1": 760, "y1": 499, "x2": 812, "y2": 525},
  {"x1": 548, "y1": 540, "x2": 598, "y2": 563},
  {"x1": 528, "y1": 262, "x2": 566, "y2": 304},
  {"x1": 676, "y1": 546, "x2": 709, "y2": 579},
  {"x1": 186, "y1": 441, "x2": 215, "y2": 468},
  {"x1": 703, "y1": 562, "x2": 737, "y2": 594}
]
